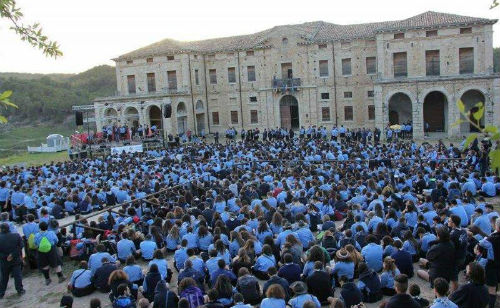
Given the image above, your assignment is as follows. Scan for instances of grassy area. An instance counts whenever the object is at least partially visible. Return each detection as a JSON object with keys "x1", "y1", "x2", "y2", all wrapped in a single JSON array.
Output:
[
  {"x1": 0, "y1": 151, "x2": 68, "y2": 166},
  {"x1": 0, "y1": 123, "x2": 75, "y2": 157},
  {"x1": 0, "y1": 123, "x2": 74, "y2": 166}
]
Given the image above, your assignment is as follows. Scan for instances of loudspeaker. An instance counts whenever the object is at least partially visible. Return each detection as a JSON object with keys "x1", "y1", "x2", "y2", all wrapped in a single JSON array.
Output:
[
  {"x1": 75, "y1": 111, "x2": 83, "y2": 126},
  {"x1": 163, "y1": 104, "x2": 172, "y2": 118}
]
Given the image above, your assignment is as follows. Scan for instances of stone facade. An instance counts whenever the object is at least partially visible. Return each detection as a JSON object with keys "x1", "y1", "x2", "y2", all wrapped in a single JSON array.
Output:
[{"x1": 93, "y1": 11, "x2": 500, "y2": 138}]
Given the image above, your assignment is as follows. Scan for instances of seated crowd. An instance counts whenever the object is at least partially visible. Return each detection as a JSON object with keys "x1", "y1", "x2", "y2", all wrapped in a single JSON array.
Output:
[{"x1": 0, "y1": 129, "x2": 499, "y2": 308}]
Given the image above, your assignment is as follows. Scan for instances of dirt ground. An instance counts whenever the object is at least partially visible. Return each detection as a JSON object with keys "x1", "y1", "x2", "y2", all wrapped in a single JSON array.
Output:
[{"x1": 1, "y1": 196, "x2": 499, "y2": 308}]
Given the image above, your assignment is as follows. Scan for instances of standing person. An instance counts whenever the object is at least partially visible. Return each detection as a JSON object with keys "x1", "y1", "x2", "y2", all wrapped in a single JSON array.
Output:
[
  {"x1": 485, "y1": 219, "x2": 500, "y2": 308},
  {"x1": 34, "y1": 221, "x2": 65, "y2": 285},
  {"x1": 214, "y1": 131, "x2": 219, "y2": 144},
  {"x1": 0, "y1": 223, "x2": 25, "y2": 298}
]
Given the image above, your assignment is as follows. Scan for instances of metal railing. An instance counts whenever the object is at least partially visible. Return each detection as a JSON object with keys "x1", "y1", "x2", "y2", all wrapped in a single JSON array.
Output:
[{"x1": 272, "y1": 78, "x2": 301, "y2": 91}]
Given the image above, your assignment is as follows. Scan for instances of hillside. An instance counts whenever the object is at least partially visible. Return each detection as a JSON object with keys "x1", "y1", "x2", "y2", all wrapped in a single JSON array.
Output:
[{"x1": 0, "y1": 65, "x2": 116, "y2": 124}]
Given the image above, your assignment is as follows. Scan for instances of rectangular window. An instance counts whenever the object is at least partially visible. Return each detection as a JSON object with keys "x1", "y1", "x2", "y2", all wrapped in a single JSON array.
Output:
[
  {"x1": 247, "y1": 66, "x2": 256, "y2": 82},
  {"x1": 426, "y1": 50, "x2": 440, "y2": 76},
  {"x1": 368, "y1": 105, "x2": 375, "y2": 120},
  {"x1": 321, "y1": 92, "x2": 330, "y2": 100},
  {"x1": 460, "y1": 27, "x2": 472, "y2": 34},
  {"x1": 342, "y1": 58, "x2": 351, "y2": 76},
  {"x1": 459, "y1": 47, "x2": 474, "y2": 74},
  {"x1": 393, "y1": 52, "x2": 408, "y2": 77},
  {"x1": 147, "y1": 73, "x2": 156, "y2": 93},
  {"x1": 318, "y1": 44, "x2": 327, "y2": 49},
  {"x1": 246, "y1": 50, "x2": 254, "y2": 56},
  {"x1": 319, "y1": 60, "x2": 329, "y2": 77},
  {"x1": 367, "y1": 90, "x2": 374, "y2": 98},
  {"x1": 344, "y1": 91, "x2": 352, "y2": 98},
  {"x1": 207, "y1": 54, "x2": 215, "y2": 60},
  {"x1": 321, "y1": 107, "x2": 331, "y2": 122},
  {"x1": 167, "y1": 70, "x2": 177, "y2": 90},
  {"x1": 426, "y1": 30, "x2": 438, "y2": 37},
  {"x1": 394, "y1": 32, "x2": 405, "y2": 39},
  {"x1": 231, "y1": 111, "x2": 238, "y2": 124},
  {"x1": 281, "y1": 62, "x2": 293, "y2": 79},
  {"x1": 227, "y1": 67, "x2": 236, "y2": 83},
  {"x1": 366, "y1": 57, "x2": 376, "y2": 74},
  {"x1": 127, "y1": 75, "x2": 136, "y2": 94},
  {"x1": 194, "y1": 69, "x2": 199, "y2": 85},
  {"x1": 250, "y1": 110, "x2": 258, "y2": 124},
  {"x1": 126, "y1": 60, "x2": 133, "y2": 64},
  {"x1": 209, "y1": 69, "x2": 217, "y2": 84},
  {"x1": 167, "y1": 55, "x2": 174, "y2": 61},
  {"x1": 344, "y1": 106, "x2": 353, "y2": 121},
  {"x1": 249, "y1": 96, "x2": 257, "y2": 103},
  {"x1": 212, "y1": 112, "x2": 219, "y2": 125},
  {"x1": 146, "y1": 57, "x2": 153, "y2": 63}
]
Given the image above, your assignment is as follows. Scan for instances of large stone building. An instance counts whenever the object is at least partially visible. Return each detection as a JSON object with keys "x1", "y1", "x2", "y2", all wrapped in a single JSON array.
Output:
[{"x1": 93, "y1": 11, "x2": 500, "y2": 139}]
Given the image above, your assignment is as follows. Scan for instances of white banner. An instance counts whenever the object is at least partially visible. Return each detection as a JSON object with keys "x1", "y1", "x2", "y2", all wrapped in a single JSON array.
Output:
[{"x1": 111, "y1": 144, "x2": 143, "y2": 154}]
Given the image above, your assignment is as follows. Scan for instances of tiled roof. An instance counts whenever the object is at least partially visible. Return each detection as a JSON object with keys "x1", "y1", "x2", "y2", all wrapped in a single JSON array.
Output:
[{"x1": 116, "y1": 11, "x2": 497, "y2": 60}]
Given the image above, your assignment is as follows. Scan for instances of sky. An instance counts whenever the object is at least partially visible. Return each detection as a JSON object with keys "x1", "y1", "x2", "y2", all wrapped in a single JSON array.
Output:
[{"x1": 0, "y1": 0, "x2": 499, "y2": 74}]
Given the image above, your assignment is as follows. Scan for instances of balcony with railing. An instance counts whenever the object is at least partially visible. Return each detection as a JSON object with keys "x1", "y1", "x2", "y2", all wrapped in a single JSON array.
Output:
[{"x1": 271, "y1": 77, "x2": 301, "y2": 92}]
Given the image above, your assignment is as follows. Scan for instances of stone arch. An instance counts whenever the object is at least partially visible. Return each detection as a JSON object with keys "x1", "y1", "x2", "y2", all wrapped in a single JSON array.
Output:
[
  {"x1": 460, "y1": 89, "x2": 486, "y2": 133},
  {"x1": 279, "y1": 95, "x2": 299, "y2": 129},
  {"x1": 148, "y1": 105, "x2": 162, "y2": 128},
  {"x1": 123, "y1": 106, "x2": 140, "y2": 128},
  {"x1": 195, "y1": 100, "x2": 205, "y2": 134},
  {"x1": 423, "y1": 91, "x2": 449, "y2": 133},
  {"x1": 176, "y1": 101, "x2": 188, "y2": 135},
  {"x1": 387, "y1": 92, "x2": 412, "y2": 125},
  {"x1": 103, "y1": 107, "x2": 118, "y2": 125}
]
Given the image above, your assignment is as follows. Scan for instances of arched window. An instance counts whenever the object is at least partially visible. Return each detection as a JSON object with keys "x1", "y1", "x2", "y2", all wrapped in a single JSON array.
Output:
[{"x1": 282, "y1": 37, "x2": 288, "y2": 46}]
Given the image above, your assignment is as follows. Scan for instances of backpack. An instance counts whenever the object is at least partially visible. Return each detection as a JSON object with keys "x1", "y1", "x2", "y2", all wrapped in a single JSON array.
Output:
[
  {"x1": 113, "y1": 296, "x2": 134, "y2": 308},
  {"x1": 28, "y1": 233, "x2": 36, "y2": 250},
  {"x1": 181, "y1": 286, "x2": 204, "y2": 308},
  {"x1": 38, "y1": 236, "x2": 52, "y2": 253}
]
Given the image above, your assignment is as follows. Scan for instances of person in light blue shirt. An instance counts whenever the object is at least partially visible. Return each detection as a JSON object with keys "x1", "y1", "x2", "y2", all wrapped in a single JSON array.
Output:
[
  {"x1": 260, "y1": 289, "x2": 286, "y2": 308},
  {"x1": 149, "y1": 250, "x2": 169, "y2": 280},
  {"x1": 332, "y1": 248, "x2": 355, "y2": 284},
  {"x1": 197, "y1": 226, "x2": 213, "y2": 251},
  {"x1": 117, "y1": 233, "x2": 137, "y2": 262},
  {"x1": 379, "y1": 256, "x2": 400, "y2": 295},
  {"x1": 68, "y1": 261, "x2": 93, "y2": 297},
  {"x1": 288, "y1": 281, "x2": 321, "y2": 308},
  {"x1": 253, "y1": 245, "x2": 276, "y2": 279},
  {"x1": 139, "y1": 234, "x2": 157, "y2": 261},
  {"x1": 481, "y1": 178, "x2": 496, "y2": 197},
  {"x1": 182, "y1": 228, "x2": 198, "y2": 250},
  {"x1": 22, "y1": 215, "x2": 39, "y2": 239},
  {"x1": 361, "y1": 235, "x2": 383, "y2": 272},
  {"x1": 417, "y1": 229, "x2": 437, "y2": 254},
  {"x1": 174, "y1": 240, "x2": 189, "y2": 271},
  {"x1": 205, "y1": 250, "x2": 222, "y2": 277},
  {"x1": 430, "y1": 278, "x2": 457, "y2": 308},
  {"x1": 123, "y1": 256, "x2": 144, "y2": 285},
  {"x1": 473, "y1": 208, "x2": 492, "y2": 235},
  {"x1": 295, "y1": 222, "x2": 314, "y2": 249},
  {"x1": 88, "y1": 244, "x2": 116, "y2": 275},
  {"x1": 165, "y1": 225, "x2": 180, "y2": 251}
]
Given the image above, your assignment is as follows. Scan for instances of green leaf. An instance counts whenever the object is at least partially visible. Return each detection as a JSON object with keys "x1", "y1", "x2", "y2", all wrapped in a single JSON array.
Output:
[
  {"x1": 492, "y1": 133, "x2": 500, "y2": 141},
  {"x1": 489, "y1": 149, "x2": 500, "y2": 171},
  {"x1": 0, "y1": 90, "x2": 13, "y2": 100},
  {"x1": 484, "y1": 125, "x2": 499, "y2": 134},
  {"x1": 0, "y1": 115, "x2": 7, "y2": 124},
  {"x1": 451, "y1": 119, "x2": 464, "y2": 128},
  {"x1": 464, "y1": 133, "x2": 478, "y2": 148},
  {"x1": 473, "y1": 107, "x2": 484, "y2": 121},
  {"x1": 1, "y1": 100, "x2": 18, "y2": 109},
  {"x1": 457, "y1": 100, "x2": 465, "y2": 113}
]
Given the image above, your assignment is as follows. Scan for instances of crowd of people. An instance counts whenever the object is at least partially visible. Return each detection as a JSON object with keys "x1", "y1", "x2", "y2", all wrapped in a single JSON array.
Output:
[{"x1": 0, "y1": 128, "x2": 499, "y2": 308}]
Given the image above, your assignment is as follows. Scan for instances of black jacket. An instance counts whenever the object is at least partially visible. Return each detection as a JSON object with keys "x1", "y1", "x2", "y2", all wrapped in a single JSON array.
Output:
[
  {"x1": 263, "y1": 275, "x2": 290, "y2": 301},
  {"x1": 385, "y1": 293, "x2": 421, "y2": 308},
  {"x1": 306, "y1": 270, "x2": 333, "y2": 304},
  {"x1": 144, "y1": 271, "x2": 162, "y2": 301},
  {"x1": 92, "y1": 262, "x2": 117, "y2": 292},
  {"x1": 152, "y1": 280, "x2": 179, "y2": 308},
  {"x1": 449, "y1": 282, "x2": 489, "y2": 308},
  {"x1": 358, "y1": 269, "x2": 382, "y2": 303},
  {"x1": 339, "y1": 282, "x2": 362, "y2": 308},
  {"x1": 0, "y1": 232, "x2": 23, "y2": 265},
  {"x1": 426, "y1": 240, "x2": 456, "y2": 281}
]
